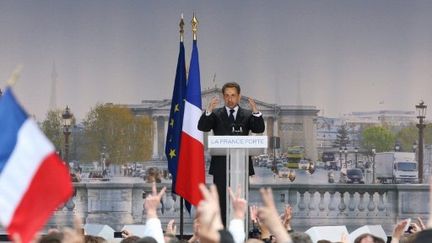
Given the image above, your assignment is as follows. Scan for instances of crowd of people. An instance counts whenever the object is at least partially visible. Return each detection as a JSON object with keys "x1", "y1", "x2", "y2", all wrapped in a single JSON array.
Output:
[{"x1": 7, "y1": 180, "x2": 432, "y2": 243}]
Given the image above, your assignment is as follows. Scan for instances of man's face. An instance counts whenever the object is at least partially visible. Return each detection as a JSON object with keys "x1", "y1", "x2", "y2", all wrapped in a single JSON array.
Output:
[{"x1": 223, "y1": 87, "x2": 241, "y2": 109}]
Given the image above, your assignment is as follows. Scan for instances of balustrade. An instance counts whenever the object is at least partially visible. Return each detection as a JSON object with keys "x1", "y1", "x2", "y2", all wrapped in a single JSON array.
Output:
[{"x1": 40, "y1": 182, "x2": 429, "y2": 236}]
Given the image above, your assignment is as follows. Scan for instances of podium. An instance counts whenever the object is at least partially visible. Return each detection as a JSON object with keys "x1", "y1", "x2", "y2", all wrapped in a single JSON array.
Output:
[{"x1": 208, "y1": 135, "x2": 267, "y2": 231}]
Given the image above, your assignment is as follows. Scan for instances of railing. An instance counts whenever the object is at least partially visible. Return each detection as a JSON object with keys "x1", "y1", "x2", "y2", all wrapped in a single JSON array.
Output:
[{"x1": 43, "y1": 182, "x2": 429, "y2": 235}]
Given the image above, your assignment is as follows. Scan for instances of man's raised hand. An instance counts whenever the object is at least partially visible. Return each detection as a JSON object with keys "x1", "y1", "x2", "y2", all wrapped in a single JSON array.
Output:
[
  {"x1": 206, "y1": 97, "x2": 219, "y2": 113},
  {"x1": 248, "y1": 98, "x2": 258, "y2": 113},
  {"x1": 144, "y1": 182, "x2": 166, "y2": 218}
]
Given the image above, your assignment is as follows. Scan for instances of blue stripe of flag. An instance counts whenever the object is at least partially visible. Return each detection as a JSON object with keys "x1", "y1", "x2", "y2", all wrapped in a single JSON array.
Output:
[
  {"x1": 0, "y1": 88, "x2": 28, "y2": 173},
  {"x1": 165, "y1": 41, "x2": 187, "y2": 193},
  {"x1": 186, "y1": 40, "x2": 201, "y2": 108}
]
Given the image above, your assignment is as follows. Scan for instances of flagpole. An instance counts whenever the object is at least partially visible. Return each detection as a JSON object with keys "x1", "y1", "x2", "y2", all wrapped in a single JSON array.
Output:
[
  {"x1": 179, "y1": 14, "x2": 185, "y2": 239},
  {"x1": 6, "y1": 65, "x2": 22, "y2": 87},
  {"x1": 180, "y1": 198, "x2": 184, "y2": 238}
]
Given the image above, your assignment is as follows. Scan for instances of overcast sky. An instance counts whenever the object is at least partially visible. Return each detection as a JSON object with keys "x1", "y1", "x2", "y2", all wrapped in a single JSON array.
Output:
[{"x1": 1, "y1": 0, "x2": 432, "y2": 121}]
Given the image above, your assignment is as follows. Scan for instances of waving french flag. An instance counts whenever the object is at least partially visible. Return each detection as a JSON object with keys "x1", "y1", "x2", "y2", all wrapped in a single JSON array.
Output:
[
  {"x1": 0, "y1": 88, "x2": 73, "y2": 242},
  {"x1": 176, "y1": 39, "x2": 205, "y2": 206}
]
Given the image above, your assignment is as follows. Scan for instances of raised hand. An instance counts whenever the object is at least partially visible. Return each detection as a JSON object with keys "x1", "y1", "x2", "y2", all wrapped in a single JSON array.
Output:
[
  {"x1": 62, "y1": 215, "x2": 85, "y2": 243},
  {"x1": 281, "y1": 204, "x2": 293, "y2": 230},
  {"x1": 166, "y1": 219, "x2": 177, "y2": 236},
  {"x1": 248, "y1": 98, "x2": 258, "y2": 113},
  {"x1": 144, "y1": 182, "x2": 166, "y2": 218},
  {"x1": 228, "y1": 186, "x2": 247, "y2": 219},
  {"x1": 188, "y1": 219, "x2": 201, "y2": 243},
  {"x1": 197, "y1": 184, "x2": 224, "y2": 243},
  {"x1": 250, "y1": 205, "x2": 259, "y2": 225},
  {"x1": 258, "y1": 188, "x2": 292, "y2": 243},
  {"x1": 417, "y1": 217, "x2": 426, "y2": 231},
  {"x1": 391, "y1": 219, "x2": 409, "y2": 243},
  {"x1": 206, "y1": 97, "x2": 219, "y2": 113}
]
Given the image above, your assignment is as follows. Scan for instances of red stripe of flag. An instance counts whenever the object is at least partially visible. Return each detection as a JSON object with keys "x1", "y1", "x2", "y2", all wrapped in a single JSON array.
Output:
[
  {"x1": 176, "y1": 132, "x2": 205, "y2": 205},
  {"x1": 7, "y1": 153, "x2": 73, "y2": 243}
]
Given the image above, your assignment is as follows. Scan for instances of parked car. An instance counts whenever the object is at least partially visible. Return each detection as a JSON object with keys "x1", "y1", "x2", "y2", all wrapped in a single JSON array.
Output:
[
  {"x1": 346, "y1": 168, "x2": 365, "y2": 184},
  {"x1": 325, "y1": 161, "x2": 339, "y2": 170},
  {"x1": 298, "y1": 159, "x2": 309, "y2": 170},
  {"x1": 278, "y1": 168, "x2": 289, "y2": 178}
]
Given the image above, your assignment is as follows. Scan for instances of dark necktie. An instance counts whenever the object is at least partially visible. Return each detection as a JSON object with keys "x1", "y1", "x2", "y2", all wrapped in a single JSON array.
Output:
[{"x1": 229, "y1": 109, "x2": 235, "y2": 123}]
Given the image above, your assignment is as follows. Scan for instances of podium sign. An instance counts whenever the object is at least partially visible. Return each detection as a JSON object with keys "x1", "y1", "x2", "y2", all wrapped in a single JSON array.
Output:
[
  {"x1": 208, "y1": 136, "x2": 267, "y2": 148},
  {"x1": 208, "y1": 135, "x2": 267, "y2": 231}
]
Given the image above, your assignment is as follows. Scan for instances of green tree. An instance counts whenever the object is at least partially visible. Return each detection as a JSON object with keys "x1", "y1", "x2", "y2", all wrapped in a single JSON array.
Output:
[
  {"x1": 82, "y1": 104, "x2": 152, "y2": 164},
  {"x1": 396, "y1": 126, "x2": 418, "y2": 152},
  {"x1": 333, "y1": 124, "x2": 350, "y2": 148},
  {"x1": 41, "y1": 109, "x2": 63, "y2": 153},
  {"x1": 361, "y1": 126, "x2": 396, "y2": 153},
  {"x1": 396, "y1": 124, "x2": 432, "y2": 151}
]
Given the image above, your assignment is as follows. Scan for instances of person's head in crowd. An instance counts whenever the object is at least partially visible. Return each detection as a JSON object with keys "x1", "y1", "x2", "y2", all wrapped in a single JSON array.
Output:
[
  {"x1": 354, "y1": 233, "x2": 385, "y2": 243},
  {"x1": 120, "y1": 235, "x2": 140, "y2": 243},
  {"x1": 412, "y1": 229, "x2": 432, "y2": 243},
  {"x1": 317, "y1": 240, "x2": 332, "y2": 243},
  {"x1": 248, "y1": 227, "x2": 261, "y2": 239},
  {"x1": 290, "y1": 232, "x2": 313, "y2": 243},
  {"x1": 84, "y1": 235, "x2": 107, "y2": 243},
  {"x1": 399, "y1": 233, "x2": 417, "y2": 243},
  {"x1": 38, "y1": 231, "x2": 63, "y2": 243},
  {"x1": 135, "y1": 236, "x2": 158, "y2": 243}
]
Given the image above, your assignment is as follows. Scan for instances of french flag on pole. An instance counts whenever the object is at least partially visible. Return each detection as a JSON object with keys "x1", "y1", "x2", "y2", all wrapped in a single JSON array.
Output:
[
  {"x1": 0, "y1": 88, "x2": 73, "y2": 242},
  {"x1": 176, "y1": 39, "x2": 205, "y2": 206}
]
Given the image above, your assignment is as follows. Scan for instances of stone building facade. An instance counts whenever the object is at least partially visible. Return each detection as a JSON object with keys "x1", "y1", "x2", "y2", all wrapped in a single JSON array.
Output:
[{"x1": 127, "y1": 87, "x2": 319, "y2": 162}]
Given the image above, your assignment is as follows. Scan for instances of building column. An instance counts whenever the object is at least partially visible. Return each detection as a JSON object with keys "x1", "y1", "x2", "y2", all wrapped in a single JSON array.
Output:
[
  {"x1": 274, "y1": 117, "x2": 279, "y2": 137},
  {"x1": 157, "y1": 117, "x2": 165, "y2": 160},
  {"x1": 152, "y1": 117, "x2": 158, "y2": 160},
  {"x1": 162, "y1": 116, "x2": 168, "y2": 160}
]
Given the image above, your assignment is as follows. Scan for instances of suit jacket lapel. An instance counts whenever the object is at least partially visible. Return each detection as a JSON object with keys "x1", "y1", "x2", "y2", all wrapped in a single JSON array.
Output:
[{"x1": 236, "y1": 107, "x2": 244, "y2": 123}]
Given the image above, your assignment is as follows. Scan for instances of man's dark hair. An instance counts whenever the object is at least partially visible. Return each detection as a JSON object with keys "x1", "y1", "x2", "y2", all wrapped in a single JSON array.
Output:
[
  {"x1": 412, "y1": 229, "x2": 432, "y2": 243},
  {"x1": 39, "y1": 232, "x2": 63, "y2": 243},
  {"x1": 136, "y1": 237, "x2": 158, "y2": 243},
  {"x1": 290, "y1": 232, "x2": 313, "y2": 243},
  {"x1": 120, "y1": 236, "x2": 140, "y2": 243},
  {"x1": 354, "y1": 233, "x2": 385, "y2": 243},
  {"x1": 222, "y1": 82, "x2": 241, "y2": 94},
  {"x1": 84, "y1": 235, "x2": 107, "y2": 243}
]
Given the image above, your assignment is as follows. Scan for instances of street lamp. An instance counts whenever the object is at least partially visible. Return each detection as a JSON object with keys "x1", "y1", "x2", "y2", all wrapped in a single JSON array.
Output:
[
  {"x1": 415, "y1": 101, "x2": 427, "y2": 183},
  {"x1": 343, "y1": 147, "x2": 348, "y2": 168},
  {"x1": 354, "y1": 147, "x2": 358, "y2": 168},
  {"x1": 372, "y1": 148, "x2": 376, "y2": 184},
  {"x1": 62, "y1": 106, "x2": 73, "y2": 169},
  {"x1": 339, "y1": 147, "x2": 343, "y2": 170}
]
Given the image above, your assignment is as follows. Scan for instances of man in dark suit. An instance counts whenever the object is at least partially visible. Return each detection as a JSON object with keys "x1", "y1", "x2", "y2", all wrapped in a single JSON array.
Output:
[{"x1": 198, "y1": 82, "x2": 265, "y2": 225}]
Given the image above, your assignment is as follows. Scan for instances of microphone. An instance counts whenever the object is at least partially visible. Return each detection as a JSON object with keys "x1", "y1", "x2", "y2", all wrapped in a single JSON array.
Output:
[{"x1": 231, "y1": 124, "x2": 243, "y2": 135}]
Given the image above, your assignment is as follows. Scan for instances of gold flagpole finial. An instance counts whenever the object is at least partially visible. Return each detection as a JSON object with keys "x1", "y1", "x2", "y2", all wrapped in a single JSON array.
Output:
[
  {"x1": 191, "y1": 12, "x2": 198, "y2": 40},
  {"x1": 179, "y1": 13, "x2": 185, "y2": 42},
  {"x1": 7, "y1": 65, "x2": 23, "y2": 87}
]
